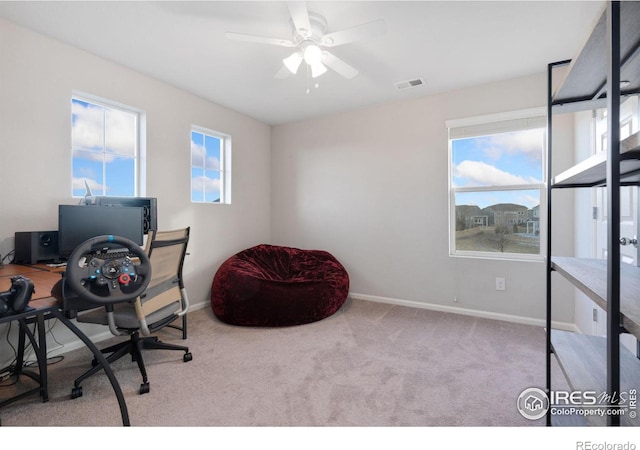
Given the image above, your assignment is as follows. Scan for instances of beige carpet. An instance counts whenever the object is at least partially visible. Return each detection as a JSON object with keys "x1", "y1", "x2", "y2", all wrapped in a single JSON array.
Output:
[{"x1": 0, "y1": 298, "x2": 559, "y2": 427}]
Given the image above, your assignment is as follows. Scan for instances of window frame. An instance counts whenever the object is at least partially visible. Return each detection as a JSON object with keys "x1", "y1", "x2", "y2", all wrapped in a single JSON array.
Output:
[
  {"x1": 447, "y1": 107, "x2": 547, "y2": 262},
  {"x1": 71, "y1": 93, "x2": 145, "y2": 198},
  {"x1": 190, "y1": 125, "x2": 232, "y2": 204}
]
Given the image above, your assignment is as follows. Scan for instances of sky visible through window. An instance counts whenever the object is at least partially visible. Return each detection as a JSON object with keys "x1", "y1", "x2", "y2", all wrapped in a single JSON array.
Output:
[
  {"x1": 452, "y1": 128, "x2": 544, "y2": 209},
  {"x1": 71, "y1": 98, "x2": 137, "y2": 197},
  {"x1": 191, "y1": 130, "x2": 222, "y2": 203}
]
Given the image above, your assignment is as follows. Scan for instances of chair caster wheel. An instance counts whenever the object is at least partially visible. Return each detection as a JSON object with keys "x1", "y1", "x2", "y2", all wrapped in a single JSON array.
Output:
[
  {"x1": 183, "y1": 352, "x2": 193, "y2": 362},
  {"x1": 91, "y1": 358, "x2": 98, "y2": 368},
  {"x1": 139, "y1": 382, "x2": 150, "y2": 395},
  {"x1": 71, "y1": 386, "x2": 83, "y2": 399}
]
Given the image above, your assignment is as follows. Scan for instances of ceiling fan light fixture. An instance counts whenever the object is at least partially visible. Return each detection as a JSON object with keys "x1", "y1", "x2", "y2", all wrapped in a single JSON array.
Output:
[
  {"x1": 303, "y1": 44, "x2": 323, "y2": 66},
  {"x1": 311, "y1": 62, "x2": 327, "y2": 78},
  {"x1": 283, "y1": 52, "x2": 303, "y2": 74}
]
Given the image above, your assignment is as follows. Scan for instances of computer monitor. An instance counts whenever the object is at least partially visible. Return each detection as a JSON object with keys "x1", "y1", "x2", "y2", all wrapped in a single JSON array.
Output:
[
  {"x1": 83, "y1": 196, "x2": 157, "y2": 234},
  {"x1": 57, "y1": 205, "x2": 144, "y2": 260}
]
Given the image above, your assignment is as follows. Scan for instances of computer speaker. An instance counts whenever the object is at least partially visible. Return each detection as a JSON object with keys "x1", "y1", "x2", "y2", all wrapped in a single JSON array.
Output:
[{"x1": 14, "y1": 231, "x2": 59, "y2": 264}]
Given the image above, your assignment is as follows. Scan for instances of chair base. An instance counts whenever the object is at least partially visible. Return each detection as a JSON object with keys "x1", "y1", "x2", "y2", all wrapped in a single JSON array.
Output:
[{"x1": 71, "y1": 331, "x2": 192, "y2": 398}]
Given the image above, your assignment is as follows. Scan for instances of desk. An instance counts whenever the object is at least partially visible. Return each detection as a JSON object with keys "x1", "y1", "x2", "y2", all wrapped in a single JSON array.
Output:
[
  {"x1": 0, "y1": 264, "x2": 131, "y2": 426},
  {"x1": 0, "y1": 264, "x2": 61, "y2": 304},
  {"x1": 0, "y1": 264, "x2": 59, "y2": 409}
]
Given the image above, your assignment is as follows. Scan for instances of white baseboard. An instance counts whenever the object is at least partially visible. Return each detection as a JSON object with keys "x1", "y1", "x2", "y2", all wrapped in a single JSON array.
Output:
[
  {"x1": 187, "y1": 301, "x2": 208, "y2": 312},
  {"x1": 349, "y1": 292, "x2": 577, "y2": 332},
  {"x1": 45, "y1": 329, "x2": 114, "y2": 358}
]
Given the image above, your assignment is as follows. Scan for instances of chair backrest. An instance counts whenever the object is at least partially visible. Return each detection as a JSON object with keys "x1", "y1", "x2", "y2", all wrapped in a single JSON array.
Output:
[{"x1": 134, "y1": 227, "x2": 190, "y2": 335}]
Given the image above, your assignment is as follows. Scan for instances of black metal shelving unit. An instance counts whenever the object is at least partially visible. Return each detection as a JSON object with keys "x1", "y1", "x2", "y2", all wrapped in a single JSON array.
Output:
[{"x1": 546, "y1": 1, "x2": 640, "y2": 427}]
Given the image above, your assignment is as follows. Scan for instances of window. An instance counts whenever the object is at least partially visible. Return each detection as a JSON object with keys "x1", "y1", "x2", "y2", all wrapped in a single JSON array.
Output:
[
  {"x1": 191, "y1": 126, "x2": 231, "y2": 204},
  {"x1": 447, "y1": 109, "x2": 546, "y2": 259},
  {"x1": 71, "y1": 96, "x2": 141, "y2": 197},
  {"x1": 594, "y1": 96, "x2": 638, "y2": 154}
]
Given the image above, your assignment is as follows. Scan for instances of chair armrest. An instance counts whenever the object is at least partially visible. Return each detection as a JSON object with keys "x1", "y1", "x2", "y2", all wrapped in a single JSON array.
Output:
[{"x1": 177, "y1": 287, "x2": 190, "y2": 316}]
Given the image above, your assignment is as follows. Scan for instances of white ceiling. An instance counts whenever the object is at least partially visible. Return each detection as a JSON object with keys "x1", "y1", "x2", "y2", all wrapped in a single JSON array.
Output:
[{"x1": 0, "y1": 1, "x2": 605, "y2": 125}]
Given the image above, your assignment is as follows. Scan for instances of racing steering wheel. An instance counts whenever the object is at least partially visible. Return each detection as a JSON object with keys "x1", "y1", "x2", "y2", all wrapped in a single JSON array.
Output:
[{"x1": 65, "y1": 235, "x2": 151, "y2": 305}]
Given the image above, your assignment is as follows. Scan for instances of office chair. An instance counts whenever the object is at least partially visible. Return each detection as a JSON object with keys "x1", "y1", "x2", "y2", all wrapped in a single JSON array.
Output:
[
  {"x1": 144, "y1": 228, "x2": 189, "y2": 340},
  {"x1": 72, "y1": 227, "x2": 192, "y2": 397}
]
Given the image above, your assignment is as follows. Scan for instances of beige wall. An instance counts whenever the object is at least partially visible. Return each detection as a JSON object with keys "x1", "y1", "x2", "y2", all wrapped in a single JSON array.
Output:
[{"x1": 271, "y1": 74, "x2": 576, "y2": 325}]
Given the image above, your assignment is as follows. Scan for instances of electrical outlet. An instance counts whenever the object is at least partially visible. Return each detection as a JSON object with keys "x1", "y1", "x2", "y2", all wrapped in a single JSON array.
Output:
[
  {"x1": 495, "y1": 277, "x2": 506, "y2": 291},
  {"x1": 593, "y1": 308, "x2": 598, "y2": 322}
]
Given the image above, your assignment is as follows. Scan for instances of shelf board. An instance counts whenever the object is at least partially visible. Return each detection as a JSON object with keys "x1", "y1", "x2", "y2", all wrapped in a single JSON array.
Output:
[
  {"x1": 552, "y1": 131, "x2": 640, "y2": 188},
  {"x1": 550, "y1": 330, "x2": 640, "y2": 426},
  {"x1": 552, "y1": 2, "x2": 640, "y2": 106},
  {"x1": 551, "y1": 257, "x2": 640, "y2": 339}
]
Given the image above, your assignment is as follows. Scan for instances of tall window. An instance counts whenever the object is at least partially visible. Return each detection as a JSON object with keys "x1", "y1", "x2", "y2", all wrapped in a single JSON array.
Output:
[
  {"x1": 71, "y1": 96, "x2": 140, "y2": 197},
  {"x1": 448, "y1": 109, "x2": 546, "y2": 259},
  {"x1": 191, "y1": 126, "x2": 231, "y2": 204}
]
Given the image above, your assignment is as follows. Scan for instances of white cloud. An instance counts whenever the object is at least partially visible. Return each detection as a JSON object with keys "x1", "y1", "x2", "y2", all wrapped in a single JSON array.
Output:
[
  {"x1": 104, "y1": 108, "x2": 136, "y2": 156},
  {"x1": 73, "y1": 148, "x2": 124, "y2": 163},
  {"x1": 72, "y1": 100, "x2": 136, "y2": 156},
  {"x1": 191, "y1": 141, "x2": 220, "y2": 171},
  {"x1": 483, "y1": 129, "x2": 544, "y2": 161},
  {"x1": 192, "y1": 175, "x2": 220, "y2": 193},
  {"x1": 206, "y1": 156, "x2": 221, "y2": 171},
  {"x1": 72, "y1": 101, "x2": 103, "y2": 149},
  {"x1": 191, "y1": 142, "x2": 204, "y2": 166},
  {"x1": 454, "y1": 160, "x2": 539, "y2": 186}
]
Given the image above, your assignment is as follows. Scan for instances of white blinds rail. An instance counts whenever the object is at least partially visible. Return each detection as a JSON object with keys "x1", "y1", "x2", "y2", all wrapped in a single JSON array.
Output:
[{"x1": 446, "y1": 107, "x2": 546, "y2": 140}]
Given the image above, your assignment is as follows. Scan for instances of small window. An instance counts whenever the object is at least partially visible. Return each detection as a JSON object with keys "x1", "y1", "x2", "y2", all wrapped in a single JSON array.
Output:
[
  {"x1": 71, "y1": 96, "x2": 141, "y2": 197},
  {"x1": 448, "y1": 109, "x2": 546, "y2": 259},
  {"x1": 191, "y1": 126, "x2": 231, "y2": 204}
]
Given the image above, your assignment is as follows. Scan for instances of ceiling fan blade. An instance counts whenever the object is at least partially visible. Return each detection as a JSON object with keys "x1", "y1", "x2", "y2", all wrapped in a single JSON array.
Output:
[
  {"x1": 287, "y1": 1, "x2": 311, "y2": 37},
  {"x1": 322, "y1": 51, "x2": 359, "y2": 79},
  {"x1": 225, "y1": 32, "x2": 296, "y2": 47},
  {"x1": 275, "y1": 65, "x2": 292, "y2": 79},
  {"x1": 320, "y1": 19, "x2": 386, "y2": 47}
]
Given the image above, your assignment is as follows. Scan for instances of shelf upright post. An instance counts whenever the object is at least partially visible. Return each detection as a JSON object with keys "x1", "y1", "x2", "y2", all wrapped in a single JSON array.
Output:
[
  {"x1": 545, "y1": 61, "x2": 554, "y2": 427},
  {"x1": 546, "y1": 58, "x2": 571, "y2": 427},
  {"x1": 605, "y1": 0, "x2": 621, "y2": 427}
]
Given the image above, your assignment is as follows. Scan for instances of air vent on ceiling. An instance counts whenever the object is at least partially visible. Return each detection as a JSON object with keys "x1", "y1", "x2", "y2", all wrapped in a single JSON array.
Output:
[{"x1": 394, "y1": 77, "x2": 425, "y2": 91}]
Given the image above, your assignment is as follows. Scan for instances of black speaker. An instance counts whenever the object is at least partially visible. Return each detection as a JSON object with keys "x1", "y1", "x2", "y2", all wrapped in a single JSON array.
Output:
[{"x1": 14, "y1": 231, "x2": 59, "y2": 264}]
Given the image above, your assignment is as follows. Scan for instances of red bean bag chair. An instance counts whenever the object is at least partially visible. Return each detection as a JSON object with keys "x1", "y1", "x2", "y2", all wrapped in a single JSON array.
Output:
[{"x1": 211, "y1": 244, "x2": 349, "y2": 326}]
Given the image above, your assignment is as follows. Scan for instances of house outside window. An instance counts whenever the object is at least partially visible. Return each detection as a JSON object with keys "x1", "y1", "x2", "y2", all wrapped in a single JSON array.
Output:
[
  {"x1": 447, "y1": 108, "x2": 546, "y2": 259},
  {"x1": 71, "y1": 95, "x2": 142, "y2": 197},
  {"x1": 191, "y1": 126, "x2": 231, "y2": 204}
]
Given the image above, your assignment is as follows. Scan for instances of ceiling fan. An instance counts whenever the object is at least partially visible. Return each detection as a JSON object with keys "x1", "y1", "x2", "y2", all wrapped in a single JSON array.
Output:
[{"x1": 225, "y1": 1, "x2": 385, "y2": 80}]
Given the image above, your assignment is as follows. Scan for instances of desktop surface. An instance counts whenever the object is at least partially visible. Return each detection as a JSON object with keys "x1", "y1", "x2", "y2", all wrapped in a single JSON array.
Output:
[{"x1": 0, "y1": 264, "x2": 62, "y2": 307}]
